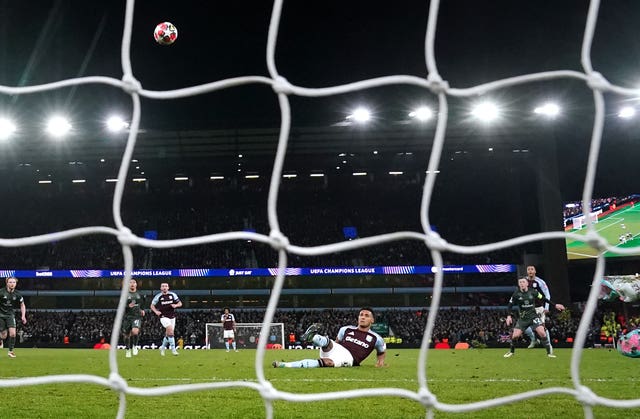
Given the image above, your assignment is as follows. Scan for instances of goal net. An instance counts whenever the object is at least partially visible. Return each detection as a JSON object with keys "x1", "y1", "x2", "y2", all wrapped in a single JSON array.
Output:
[
  {"x1": 1, "y1": 0, "x2": 639, "y2": 418},
  {"x1": 571, "y1": 209, "x2": 601, "y2": 230},
  {"x1": 205, "y1": 323, "x2": 285, "y2": 349}
]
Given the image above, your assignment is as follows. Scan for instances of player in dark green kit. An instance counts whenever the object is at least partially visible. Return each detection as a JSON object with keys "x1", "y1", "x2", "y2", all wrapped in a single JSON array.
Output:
[
  {"x1": 0, "y1": 277, "x2": 27, "y2": 358},
  {"x1": 504, "y1": 277, "x2": 565, "y2": 358},
  {"x1": 122, "y1": 279, "x2": 145, "y2": 358}
]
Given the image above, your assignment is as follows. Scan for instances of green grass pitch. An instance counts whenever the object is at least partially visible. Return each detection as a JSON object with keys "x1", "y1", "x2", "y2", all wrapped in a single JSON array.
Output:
[
  {"x1": 0, "y1": 348, "x2": 638, "y2": 418},
  {"x1": 566, "y1": 205, "x2": 640, "y2": 259}
]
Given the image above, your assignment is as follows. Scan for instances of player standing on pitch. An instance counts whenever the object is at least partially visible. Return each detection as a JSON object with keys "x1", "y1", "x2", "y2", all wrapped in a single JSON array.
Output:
[
  {"x1": 0, "y1": 277, "x2": 27, "y2": 358},
  {"x1": 122, "y1": 278, "x2": 145, "y2": 358},
  {"x1": 504, "y1": 278, "x2": 564, "y2": 358},
  {"x1": 221, "y1": 307, "x2": 238, "y2": 352},
  {"x1": 150, "y1": 282, "x2": 182, "y2": 356},
  {"x1": 523, "y1": 265, "x2": 553, "y2": 350}
]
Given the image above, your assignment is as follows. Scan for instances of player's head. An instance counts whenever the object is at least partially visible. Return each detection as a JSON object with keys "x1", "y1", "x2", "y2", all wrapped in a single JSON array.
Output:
[
  {"x1": 526, "y1": 265, "x2": 536, "y2": 279},
  {"x1": 6, "y1": 276, "x2": 17, "y2": 290},
  {"x1": 358, "y1": 307, "x2": 375, "y2": 329},
  {"x1": 129, "y1": 279, "x2": 137, "y2": 292},
  {"x1": 223, "y1": 307, "x2": 230, "y2": 314},
  {"x1": 160, "y1": 282, "x2": 170, "y2": 293},
  {"x1": 518, "y1": 277, "x2": 529, "y2": 291}
]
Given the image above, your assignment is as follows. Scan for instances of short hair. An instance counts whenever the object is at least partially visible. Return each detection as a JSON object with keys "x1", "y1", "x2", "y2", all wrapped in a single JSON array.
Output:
[
  {"x1": 223, "y1": 307, "x2": 230, "y2": 312},
  {"x1": 6, "y1": 276, "x2": 17, "y2": 284},
  {"x1": 360, "y1": 307, "x2": 374, "y2": 319}
]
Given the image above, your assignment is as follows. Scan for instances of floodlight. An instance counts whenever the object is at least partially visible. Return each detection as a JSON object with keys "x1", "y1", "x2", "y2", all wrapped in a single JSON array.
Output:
[
  {"x1": 347, "y1": 107, "x2": 371, "y2": 123},
  {"x1": 534, "y1": 102, "x2": 561, "y2": 118},
  {"x1": 471, "y1": 102, "x2": 499, "y2": 122},
  {"x1": 0, "y1": 117, "x2": 17, "y2": 140},
  {"x1": 618, "y1": 106, "x2": 635, "y2": 119},
  {"x1": 46, "y1": 116, "x2": 72, "y2": 137},
  {"x1": 106, "y1": 116, "x2": 128, "y2": 132},
  {"x1": 409, "y1": 106, "x2": 433, "y2": 121}
]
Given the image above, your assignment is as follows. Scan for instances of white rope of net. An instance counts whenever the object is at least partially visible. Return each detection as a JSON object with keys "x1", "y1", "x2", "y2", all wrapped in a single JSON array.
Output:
[{"x1": 1, "y1": 0, "x2": 640, "y2": 418}]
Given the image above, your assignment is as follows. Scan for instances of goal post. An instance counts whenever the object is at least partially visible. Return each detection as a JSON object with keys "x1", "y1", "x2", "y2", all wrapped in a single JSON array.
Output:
[
  {"x1": 205, "y1": 322, "x2": 285, "y2": 349},
  {"x1": 570, "y1": 209, "x2": 601, "y2": 230}
]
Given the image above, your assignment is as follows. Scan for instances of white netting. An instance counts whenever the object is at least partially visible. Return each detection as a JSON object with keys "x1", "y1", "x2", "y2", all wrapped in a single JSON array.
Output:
[{"x1": 1, "y1": 0, "x2": 640, "y2": 418}]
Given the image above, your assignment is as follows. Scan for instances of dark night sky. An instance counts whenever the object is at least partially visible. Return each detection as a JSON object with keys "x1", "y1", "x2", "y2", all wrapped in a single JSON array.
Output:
[{"x1": 2, "y1": 0, "x2": 640, "y2": 131}]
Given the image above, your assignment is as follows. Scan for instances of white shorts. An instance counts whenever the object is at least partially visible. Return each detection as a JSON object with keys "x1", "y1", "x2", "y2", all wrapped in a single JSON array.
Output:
[
  {"x1": 160, "y1": 317, "x2": 176, "y2": 329},
  {"x1": 535, "y1": 306, "x2": 547, "y2": 323},
  {"x1": 320, "y1": 341, "x2": 354, "y2": 368},
  {"x1": 223, "y1": 330, "x2": 235, "y2": 339}
]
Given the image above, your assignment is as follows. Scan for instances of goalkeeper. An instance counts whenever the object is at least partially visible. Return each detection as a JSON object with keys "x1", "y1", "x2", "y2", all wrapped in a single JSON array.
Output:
[
  {"x1": 272, "y1": 307, "x2": 386, "y2": 368},
  {"x1": 504, "y1": 278, "x2": 565, "y2": 358}
]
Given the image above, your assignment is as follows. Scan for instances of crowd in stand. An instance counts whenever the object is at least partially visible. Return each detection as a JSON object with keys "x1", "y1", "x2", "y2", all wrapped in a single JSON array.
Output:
[
  {"x1": 562, "y1": 195, "x2": 635, "y2": 220},
  {"x1": 18, "y1": 306, "x2": 604, "y2": 349},
  {"x1": 0, "y1": 178, "x2": 531, "y2": 270}
]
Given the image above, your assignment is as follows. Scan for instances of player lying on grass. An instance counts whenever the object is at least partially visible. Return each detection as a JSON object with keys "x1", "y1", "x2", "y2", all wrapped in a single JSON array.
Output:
[
  {"x1": 273, "y1": 307, "x2": 386, "y2": 368},
  {"x1": 504, "y1": 277, "x2": 565, "y2": 359}
]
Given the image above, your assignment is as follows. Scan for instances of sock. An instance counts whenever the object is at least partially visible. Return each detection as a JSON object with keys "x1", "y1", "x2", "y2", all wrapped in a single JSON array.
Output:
[
  {"x1": 8, "y1": 336, "x2": 15, "y2": 351},
  {"x1": 542, "y1": 335, "x2": 552, "y2": 354},
  {"x1": 124, "y1": 336, "x2": 131, "y2": 350},
  {"x1": 225, "y1": 340, "x2": 230, "y2": 350},
  {"x1": 133, "y1": 334, "x2": 139, "y2": 347},
  {"x1": 312, "y1": 335, "x2": 329, "y2": 348},
  {"x1": 168, "y1": 336, "x2": 175, "y2": 350},
  {"x1": 545, "y1": 329, "x2": 552, "y2": 346},
  {"x1": 283, "y1": 359, "x2": 321, "y2": 368},
  {"x1": 161, "y1": 336, "x2": 168, "y2": 349},
  {"x1": 524, "y1": 327, "x2": 535, "y2": 342},
  {"x1": 232, "y1": 341, "x2": 236, "y2": 350},
  {"x1": 509, "y1": 340, "x2": 515, "y2": 353}
]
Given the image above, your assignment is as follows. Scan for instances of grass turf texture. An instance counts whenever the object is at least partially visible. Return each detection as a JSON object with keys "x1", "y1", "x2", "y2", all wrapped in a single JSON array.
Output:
[
  {"x1": 0, "y1": 348, "x2": 638, "y2": 418},
  {"x1": 566, "y1": 205, "x2": 640, "y2": 259}
]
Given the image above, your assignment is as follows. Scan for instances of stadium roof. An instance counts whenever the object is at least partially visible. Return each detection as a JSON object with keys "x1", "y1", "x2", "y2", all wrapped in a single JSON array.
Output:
[{"x1": 1, "y1": 1, "x2": 640, "y2": 188}]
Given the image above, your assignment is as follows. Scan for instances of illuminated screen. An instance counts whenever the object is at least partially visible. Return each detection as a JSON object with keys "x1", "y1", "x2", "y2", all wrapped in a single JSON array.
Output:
[{"x1": 564, "y1": 195, "x2": 640, "y2": 260}]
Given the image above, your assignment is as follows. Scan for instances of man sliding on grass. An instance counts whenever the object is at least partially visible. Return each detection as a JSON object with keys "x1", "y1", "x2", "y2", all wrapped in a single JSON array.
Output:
[{"x1": 273, "y1": 307, "x2": 386, "y2": 368}]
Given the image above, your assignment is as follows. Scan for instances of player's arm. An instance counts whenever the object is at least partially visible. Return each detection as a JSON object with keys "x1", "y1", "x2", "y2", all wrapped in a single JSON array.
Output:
[
  {"x1": 140, "y1": 295, "x2": 146, "y2": 316},
  {"x1": 335, "y1": 326, "x2": 348, "y2": 344},
  {"x1": 150, "y1": 294, "x2": 161, "y2": 316},
  {"x1": 537, "y1": 279, "x2": 551, "y2": 311},
  {"x1": 172, "y1": 298, "x2": 183, "y2": 309},
  {"x1": 374, "y1": 336, "x2": 387, "y2": 367},
  {"x1": 505, "y1": 295, "x2": 516, "y2": 326},
  {"x1": 536, "y1": 292, "x2": 564, "y2": 311},
  {"x1": 20, "y1": 299, "x2": 26, "y2": 324}
]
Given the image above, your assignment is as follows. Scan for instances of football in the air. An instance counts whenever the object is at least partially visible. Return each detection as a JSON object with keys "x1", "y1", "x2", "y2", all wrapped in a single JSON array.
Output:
[
  {"x1": 617, "y1": 328, "x2": 640, "y2": 358},
  {"x1": 154, "y1": 22, "x2": 178, "y2": 46}
]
